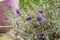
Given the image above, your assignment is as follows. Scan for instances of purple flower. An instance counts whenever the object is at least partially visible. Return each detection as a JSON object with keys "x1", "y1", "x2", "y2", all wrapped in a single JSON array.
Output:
[
  {"x1": 37, "y1": 16, "x2": 43, "y2": 21},
  {"x1": 43, "y1": 22, "x2": 46, "y2": 26},
  {"x1": 27, "y1": 16, "x2": 32, "y2": 20},
  {"x1": 48, "y1": 27, "x2": 55, "y2": 31},
  {"x1": 41, "y1": 31, "x2": 47, "y2": 35},
  {"x1": 29, "y1": 22, "x2": 32, "y2": 24},
  {"x1": 15, "y1": 9, "x2": 21, "y2": 16},
  {"x1": 38, "y1": 10, "x2": 44, "y2": 14},
  {"x1": 16, "y1": 9, "x2": 20, "y2": 14}
]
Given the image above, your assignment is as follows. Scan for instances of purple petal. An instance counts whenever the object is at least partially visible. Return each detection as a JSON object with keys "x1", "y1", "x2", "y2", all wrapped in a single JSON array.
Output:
[
  {"x1": 16, "y1": 9, "x2": 20, "y2": 14},
  {"x1": 38, "y1": 10, "x2": 44, "y2": 14},
  {"x1": 37, "y1": 16, "x2": 43, "y2": 21},
  {"x1": 48, "y1": 27, "x2": 55, "y2": 31},
  {"x1": 27, "y1": 16, "x2": 32, "y2": 20},
  {"x1": 43, "y1": 22, "x2": 46, "y2": 26},
  {"x1": 41, "y1": 31, "x2": 47, "y2": 35}
]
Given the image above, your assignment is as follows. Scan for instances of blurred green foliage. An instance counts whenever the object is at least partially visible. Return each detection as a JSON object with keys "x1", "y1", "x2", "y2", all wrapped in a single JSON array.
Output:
[{"x1": 17, "y1": 0, "x2": 60, "y2": 40}]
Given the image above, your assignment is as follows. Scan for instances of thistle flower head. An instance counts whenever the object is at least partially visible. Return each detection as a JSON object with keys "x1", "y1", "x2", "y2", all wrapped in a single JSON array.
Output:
[
  {"x1": 27, "y1": 16, "x2": 32, "y2": 21},
  {"x1": 16, "y1": 9, "x2": 20, "y2": 14},
  {"x1": 38, "y1": 10, "x2": 44, "y2": 14},
  {"x1": 41, "y1": 31, "x2": 47, "y2": 35},
  {"x1": 43, "y1": 22, "x2": 46, "y2": 26},
  {"x1": 37, "y1": 16, "x2": 43, "y2": 21}
]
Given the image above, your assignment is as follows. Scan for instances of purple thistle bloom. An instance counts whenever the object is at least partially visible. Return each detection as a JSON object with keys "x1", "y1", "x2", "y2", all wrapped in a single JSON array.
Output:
[
  {"x1": 27, "y1": 16, "x2": 32, "y2": 20},
  {"x1": 16, "y1": 9, "x2": 20, "y2": 14},
  {"x1": 43, "y1": 22, "x2": 46, "y2": 26},
  {"x1": 29, "y1": 22, "x2": 32, "y2": 24},
  {"x1": 48, "y1": 27, "x2": 55, "y2": 31},
  {"x1": 37, "y1": 16, "x2": 43, "y2": 21},
  {"x1": 41, "y1": 31, "x2": 47, "y2": 35},
  {"x1": 15, "y1": 9, "x2": 21, "y2": 16},
  {"x1": 38, "y1": 10, "x2": 44, "y2": 14}
]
